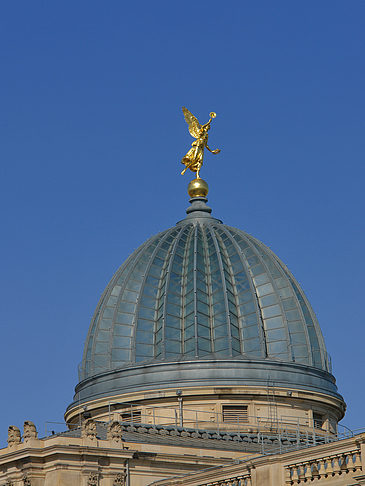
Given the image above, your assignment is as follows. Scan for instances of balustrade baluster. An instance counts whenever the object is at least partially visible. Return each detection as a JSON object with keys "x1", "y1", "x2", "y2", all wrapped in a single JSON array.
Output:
[
  {"x1": 298, "y1": 464, "x2": 305, "y2": 482},
  {"x1": 332, "y1": 455, "x2": 341, "y2": 475},
  {"x1": 284, "y1": 467, "x2": 292, "y2": 485},
  {"x1": 352, "y1": 451, "x2": 362, "y2": 471},
  {"x1": 325, "y1": 457, "x2": 334, "y2": 476},
  {"x1": 340, "y1": 454, "x2": 348, "y2": 473},
  {"x1": 311, "y1": 461, "x2": 320, "y2": 479},
  {"x1": 291, "y1": 465, "x2": 299, "y2": 482},
  {"x1": 317, "y1": 459, "x2": 326, "y2": 478},
  {"x1": 304, "y1": 462, "x2": 312, "y2": 481}
]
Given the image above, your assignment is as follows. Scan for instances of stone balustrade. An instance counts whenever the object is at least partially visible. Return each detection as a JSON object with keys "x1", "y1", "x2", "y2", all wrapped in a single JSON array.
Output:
[
  {"x1": 199, "y1": 474, "x2": 252, "y2": 486},
  {"x1": 151, "y1": 433, "x2": 365, "y2": 486},
  {"x1": 285, "y1": 448, "x2": 362, "y2": 484}
]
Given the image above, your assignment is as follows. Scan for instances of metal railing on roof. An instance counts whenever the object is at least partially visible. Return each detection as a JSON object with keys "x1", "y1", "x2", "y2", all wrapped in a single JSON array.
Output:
[
  {"x1": 106, "y1": 401, "x2": 353, "y2": 447},
  {"x1": 43, "y1": 409, "x2": 356, "y2": 459}
]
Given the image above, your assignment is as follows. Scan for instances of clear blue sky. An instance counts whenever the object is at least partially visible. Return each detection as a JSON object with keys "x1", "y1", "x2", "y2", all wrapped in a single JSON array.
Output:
[{"x1": 0, "y1": 1, "x2": 364, "y2": 445}]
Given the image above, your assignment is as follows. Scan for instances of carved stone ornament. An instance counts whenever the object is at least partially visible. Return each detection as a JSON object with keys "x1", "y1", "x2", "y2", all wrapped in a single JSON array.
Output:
[
  {"x1": 113, "y1": 472, "x2": 126, "y2": 485},
  {"x1": 87, "y1": 472, "x2": 99, "y2": 486},
  {"x1": 7, "y1": 425, "x2": 21, "y2": 447},
  {"x1": 5, "y1": 480, "x2": 14, "y2": 486},
  {"x1": 107, "y1": 421, "x2": 123, "y2": 443},
  {"x1": 82, "y1": 419, "x2": 97, "y2": 440},
  {"x1": 22, "y1": 475, "x2": 31, "y2": 486},
  {"x1": 23, "y1": 421, "x2": 38, "y2": 442}
]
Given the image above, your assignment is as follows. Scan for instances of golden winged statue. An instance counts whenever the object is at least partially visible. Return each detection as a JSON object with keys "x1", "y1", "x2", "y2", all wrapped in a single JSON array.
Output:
[{"x1": 181, "y1": 107, "x2": 220, "y2": 179}]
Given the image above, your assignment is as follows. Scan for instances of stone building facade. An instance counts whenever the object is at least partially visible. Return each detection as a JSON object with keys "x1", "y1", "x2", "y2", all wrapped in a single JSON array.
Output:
[{"x1": 0, "y1": 187, "x2": 363, "y2": 485}]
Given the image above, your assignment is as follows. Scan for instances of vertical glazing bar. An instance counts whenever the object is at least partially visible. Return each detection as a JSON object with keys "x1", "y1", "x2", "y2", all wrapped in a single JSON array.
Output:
[
  {"x1": 207, "y1": 226, "x2": 233, "y2": 356},
  {"x1": 193, "y1": 224, "x2": 199, "y2": 357},
  {"x1": 201, "y1": 223, "x2": 214, "y2": 354},
  {"x1": 160, "y1": 226, "x2": 184, "y2": 359},
  {"x1": 181, "y1": 225, "x2": 194, "y2": 355}
]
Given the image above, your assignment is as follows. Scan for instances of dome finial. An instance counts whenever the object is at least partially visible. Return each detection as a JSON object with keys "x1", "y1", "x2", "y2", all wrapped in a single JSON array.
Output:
[{"x1": 187, "y1": 177, "x2": 209, "y2": 198}]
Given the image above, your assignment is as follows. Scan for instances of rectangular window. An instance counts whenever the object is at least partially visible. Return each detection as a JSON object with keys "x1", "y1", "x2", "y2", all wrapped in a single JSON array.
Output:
[
  {"x1": 313, "y1": 412, "x2": 324, "y2": 429},
  {"x1": 222, "y1": 405, "x2": 248, "y2": 424}
]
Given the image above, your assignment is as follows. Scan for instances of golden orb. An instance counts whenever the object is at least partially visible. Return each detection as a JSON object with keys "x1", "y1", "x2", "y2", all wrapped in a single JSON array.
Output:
[{"x1": 188, "y1": 178, "x2": 209, "y2": 198}]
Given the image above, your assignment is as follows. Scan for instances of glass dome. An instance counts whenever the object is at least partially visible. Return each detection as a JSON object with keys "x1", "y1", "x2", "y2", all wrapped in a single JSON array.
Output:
[{"x1": 79, "y1": 197, "x2": 331, "y2": 382}]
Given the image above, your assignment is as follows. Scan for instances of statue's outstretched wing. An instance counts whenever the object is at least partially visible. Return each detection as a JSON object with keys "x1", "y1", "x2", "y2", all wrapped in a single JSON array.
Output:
[{"x1": 182, "y1": 107, "x2": 201, "y2": 139}]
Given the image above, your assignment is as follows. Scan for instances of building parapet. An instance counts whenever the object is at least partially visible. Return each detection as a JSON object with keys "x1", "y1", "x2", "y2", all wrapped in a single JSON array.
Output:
[{"x1": 151, "y1": 432, "x2": 365, "y2": 486}]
